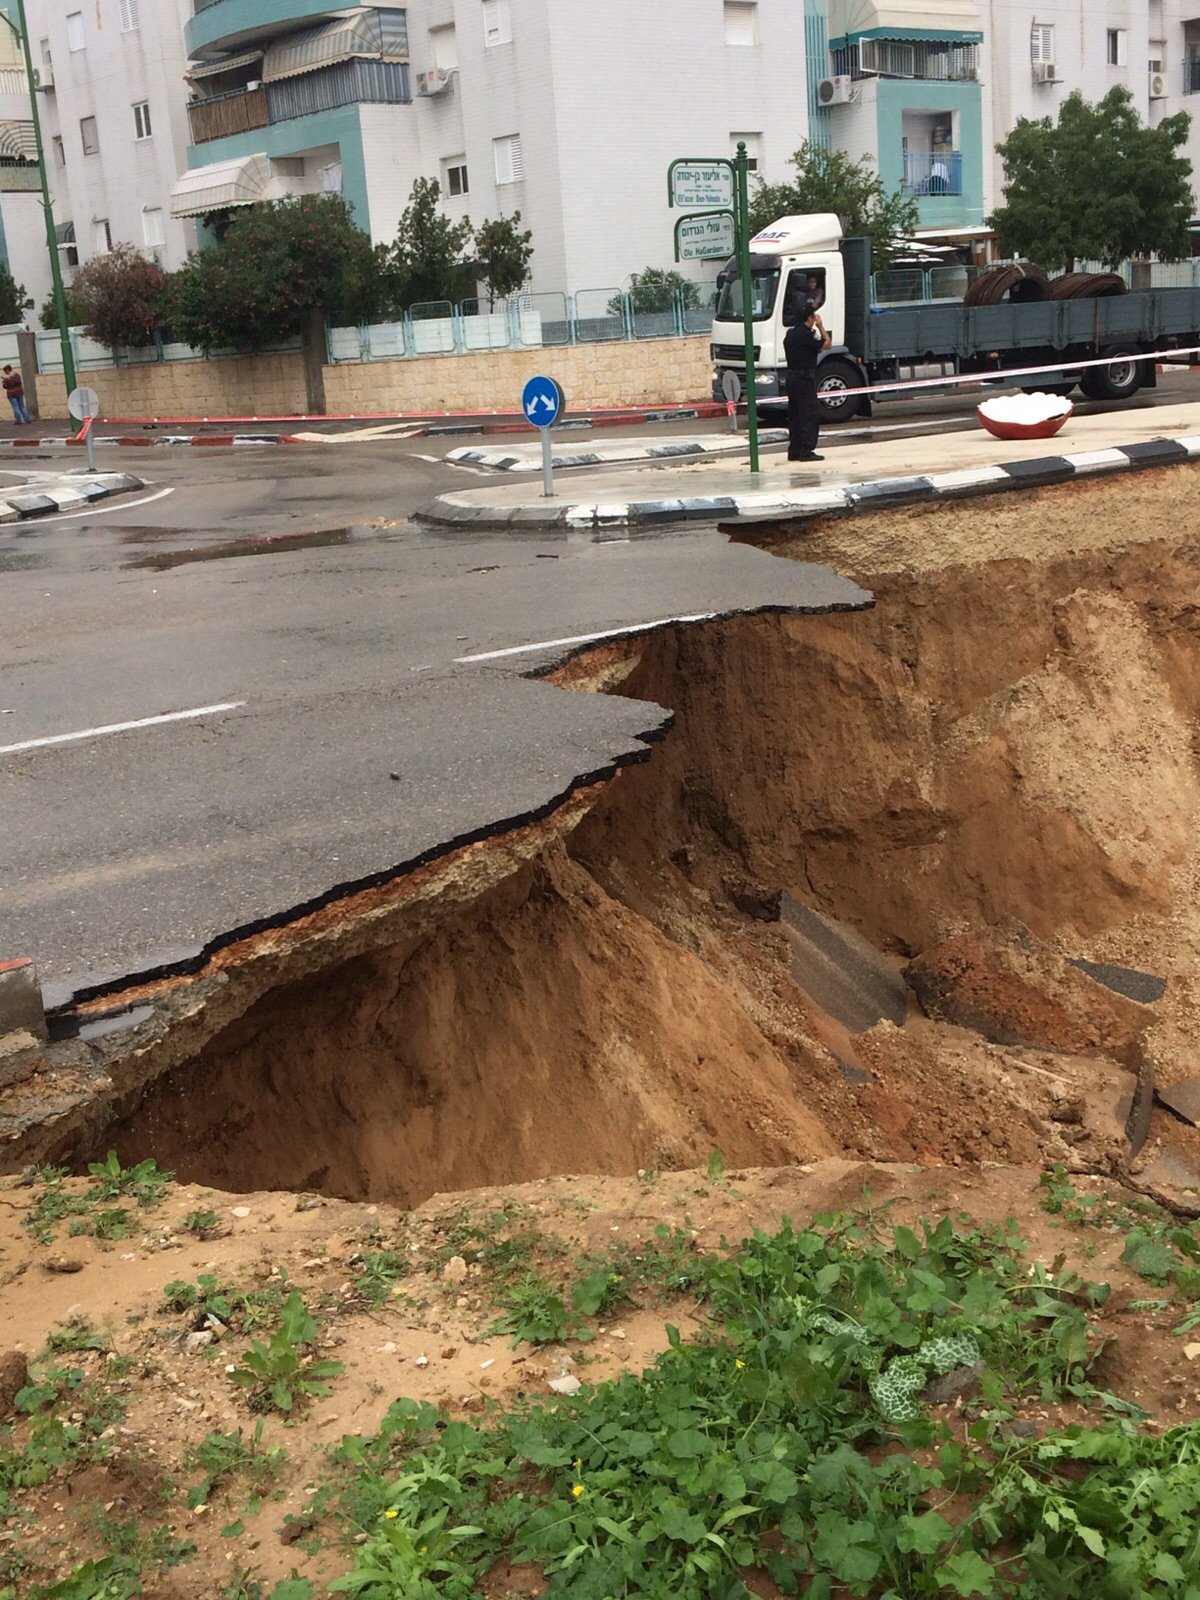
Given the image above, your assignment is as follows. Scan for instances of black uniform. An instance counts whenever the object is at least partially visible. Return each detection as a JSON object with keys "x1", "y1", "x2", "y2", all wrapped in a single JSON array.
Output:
[{"x1": 784, "y1": 320, "x2": 823, "y2": 460}]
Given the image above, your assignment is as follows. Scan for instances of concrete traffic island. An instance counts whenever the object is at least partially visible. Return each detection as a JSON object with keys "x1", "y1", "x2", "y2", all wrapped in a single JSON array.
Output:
[
  {"x1": 0, "y1": 471, "x2": 147, "y2": 520},
  {"x1": 419, "y1": 399, "x2": 1200, "y2": 530}
]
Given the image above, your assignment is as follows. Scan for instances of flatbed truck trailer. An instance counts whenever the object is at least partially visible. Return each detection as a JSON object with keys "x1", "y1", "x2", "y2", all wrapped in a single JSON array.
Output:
[{"x1": 710, "y1": 214, "x2": 1200, "y2": 423}]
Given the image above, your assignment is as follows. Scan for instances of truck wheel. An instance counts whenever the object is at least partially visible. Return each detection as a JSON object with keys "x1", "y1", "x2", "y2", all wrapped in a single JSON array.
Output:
[
  {"x1": 817, "y1": 360, "x2": 866, "y2": 423},
  {"x1": 1079, "y1": 347, "x2": 1145, "y2": 402}
]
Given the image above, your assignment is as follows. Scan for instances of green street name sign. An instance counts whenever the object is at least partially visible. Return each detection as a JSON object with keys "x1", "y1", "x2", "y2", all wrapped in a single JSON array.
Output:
[
  {"x1": 668, "y1": 158, "x2": 734, "y2": 210},
  {"x1": 674, "y1": 208, "x2": 735, "y2": 262}
]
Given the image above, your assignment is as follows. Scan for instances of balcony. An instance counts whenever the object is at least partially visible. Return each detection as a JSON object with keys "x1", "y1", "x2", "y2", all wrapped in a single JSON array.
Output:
[
  {"x1": 901, "y1": 150, "x2": 963, "y2": 197},
  {"x1": 186, "y1": 0, "x2": 357, "y2": 60},
  {"x1": 188, "y1": 85, "x2": 268, "y2": 144}
]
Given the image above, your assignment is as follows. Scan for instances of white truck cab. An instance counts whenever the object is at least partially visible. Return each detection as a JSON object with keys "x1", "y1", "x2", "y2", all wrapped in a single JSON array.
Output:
[{"x1": 712, "y1": 212, "x2": 852, "y2": 412}]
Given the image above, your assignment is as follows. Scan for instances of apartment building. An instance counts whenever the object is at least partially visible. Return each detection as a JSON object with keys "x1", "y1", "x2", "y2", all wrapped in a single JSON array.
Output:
[
  {"x1": 172, "y1": 0, "x2": 811, "y2": 295},
  {"x1": 0, "y1": 3, "x2": 44, "y2": 307},
  {"x1": 24, "y1": 0, "x2": 196, "y2": 301}
]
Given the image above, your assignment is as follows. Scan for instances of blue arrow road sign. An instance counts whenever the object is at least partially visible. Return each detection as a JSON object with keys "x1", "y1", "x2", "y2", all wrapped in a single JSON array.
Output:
[{"x1": 522, "y1": 374, "x2": 565, "y2": 429}]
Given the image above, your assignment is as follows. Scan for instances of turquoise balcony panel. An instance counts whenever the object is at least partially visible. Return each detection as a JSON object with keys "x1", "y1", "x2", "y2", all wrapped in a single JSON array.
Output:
[
  {"x1": 186, "y1": 104, "x2": 371, "y2": 236},
  {"x1": 186, "y1": 0, "x2": 387, "y2": 60},
  {"x1": 875, "y1": 77, "x2": 984, "y2": 229}
]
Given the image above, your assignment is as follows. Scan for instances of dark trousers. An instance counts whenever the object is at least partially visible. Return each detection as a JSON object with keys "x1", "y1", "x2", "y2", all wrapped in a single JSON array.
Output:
[{"x1": 786, "y1": 371, "x2": 820, "y2": 459}]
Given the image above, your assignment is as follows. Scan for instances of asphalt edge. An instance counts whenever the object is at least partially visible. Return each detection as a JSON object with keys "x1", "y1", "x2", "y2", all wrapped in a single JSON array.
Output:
[{"x1": 415, "y1": 434, "x2": 1200, "y2": 531}]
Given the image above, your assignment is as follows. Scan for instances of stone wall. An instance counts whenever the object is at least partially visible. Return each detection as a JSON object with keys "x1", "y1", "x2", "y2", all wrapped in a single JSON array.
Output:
[{"x1": 32, "y1": 335, "x2": 713, "y2": 423}]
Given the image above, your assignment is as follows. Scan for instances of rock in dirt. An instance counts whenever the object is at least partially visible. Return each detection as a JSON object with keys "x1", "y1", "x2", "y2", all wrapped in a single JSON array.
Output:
[
  {"x1": 0, "y1": 1029, "x2": 45, "y2": 1090},
  {"x1": 1156, "y1": 1079, "x2": 1200, "y2": 1128},
  {"x1": 45, "y1": 1254, "x2": 84, "y2": 1274},
  {"x1": 923, "y1": 1363, "x2": 984, "y2": 1405},
  {"x1": 441, "y1": 1254, "x2": 468, "y2": 1285},
  {"x1": 904, "y1": 930, "x2": 1155, "y2": 1056},
  {"x1": 183, "y1": 1331, "x2": 214, "y2": 1353},
  {"x1": 0, "y1": 1351, "x2": 28, "y2": 1419},
  {"x1": 725, "y1": 881, "x2": 781, "y2": 923},
  {"x1": 548, "y1": 1374, "x2": 582, "y2": 1396}
]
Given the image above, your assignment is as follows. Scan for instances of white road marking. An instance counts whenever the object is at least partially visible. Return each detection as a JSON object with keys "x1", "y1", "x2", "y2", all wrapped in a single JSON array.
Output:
[
  {"x1": 456, "y1": 614, "x2": 716, "y2": 663},
  {"x1": 0, "y1": 699, "x2": 245, "y2": 757},
  {"x1": 35, "y1": 485, "x2": 175, "y2": 524}
]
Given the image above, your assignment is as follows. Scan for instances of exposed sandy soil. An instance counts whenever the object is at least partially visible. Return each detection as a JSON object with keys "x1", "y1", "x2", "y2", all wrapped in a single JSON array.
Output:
[{"x1": 2, "y1": 1159, "x2": 1198, "y2": 1595}]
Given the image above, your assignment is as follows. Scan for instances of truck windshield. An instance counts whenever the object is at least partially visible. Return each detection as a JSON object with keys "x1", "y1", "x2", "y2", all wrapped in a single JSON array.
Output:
[{"x1": 715, "y1": 267, "x2": 780, "y2": 323}]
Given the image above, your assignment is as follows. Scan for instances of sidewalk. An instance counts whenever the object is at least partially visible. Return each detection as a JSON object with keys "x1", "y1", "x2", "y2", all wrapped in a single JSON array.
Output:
[{"x1": 419, "y1": 400, "x2": 1200, "y2": 530}]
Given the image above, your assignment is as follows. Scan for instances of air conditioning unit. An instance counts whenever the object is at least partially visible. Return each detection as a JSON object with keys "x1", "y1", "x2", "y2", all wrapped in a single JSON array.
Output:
[
  {"x1": 245, "y1": 79, "x2": 261, "y2": 91},
  {"x1": 417, "y1": 66, "x2": 454, "y2": 96},
  {"x1": 817, "y1": 75, "x2": 853, "y2": 106},
  {"x1": 1149, "y1": 70, "x2": 1167, "y2": 99},
  {"x1": 33, "y1": 63, "x2": 53, "y2": 91},
  {"x1": 1032, "y1": 61, "x2": 1057, "y2": 83}
]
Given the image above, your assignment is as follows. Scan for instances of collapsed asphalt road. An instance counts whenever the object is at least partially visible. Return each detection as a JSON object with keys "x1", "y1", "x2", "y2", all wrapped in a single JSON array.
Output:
[{"x1": 0, "y1": 440, "x2": 869, "y2": 1008}]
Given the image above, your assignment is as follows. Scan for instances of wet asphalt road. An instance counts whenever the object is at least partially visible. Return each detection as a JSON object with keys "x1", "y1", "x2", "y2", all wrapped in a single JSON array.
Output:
[{"x1": 0, "y1": 437, "x2": 869, "y2": 1007}]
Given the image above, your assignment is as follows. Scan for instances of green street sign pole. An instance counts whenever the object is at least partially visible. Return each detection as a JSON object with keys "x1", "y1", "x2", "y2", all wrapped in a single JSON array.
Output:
[
  {"x1": 15, "y1": 0, "x2": 76, "y2": 401},
  {"x1": 733, "y1": 141, "x2": 759, "y2": 473}
]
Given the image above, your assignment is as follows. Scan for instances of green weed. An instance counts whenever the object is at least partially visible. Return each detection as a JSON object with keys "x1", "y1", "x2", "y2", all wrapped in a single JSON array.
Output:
[
  {"x1": 485, "y1": 1272, "x2": 583, "y2": 1347},
  {"x1": 230, "y1": 1293, "x2": 344, "y2": 1414},
  {"x1": 352, "y1": 1250, "x2": 408, "y2": 1308},
  {"x1": 185, "y1": 1422, "x2": 286, "y2": 1510}
]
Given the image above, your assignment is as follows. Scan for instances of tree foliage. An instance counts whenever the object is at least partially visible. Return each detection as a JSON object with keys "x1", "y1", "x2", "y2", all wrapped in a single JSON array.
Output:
[
  {"x1": 988, "y1": 88, "x2": 1193, "y2": 270},
  {"x1": 379, "y1": 177, "x2": 474, "y2": 311},
  {"x1": 170, "y1": 194, "x2": 381, "y2": 352},
  {"x1": 40, "y1": 288, "x2": 82, "y2": 332},
  {"x1": 609, "y1": 268, "x2": 704, "y2": 317},
  {"x1": 474, "y1": 212, "x2": 534, "y2": 304},
  {"x1": 0, "y1": 262, "x2": 25, "y2": 325},
  {"x1": 748, "y1": 141, "x2": 919, "y2": 272},
  {"x1": 68, "y1": 245, "x2": 168, "y2": 349}
]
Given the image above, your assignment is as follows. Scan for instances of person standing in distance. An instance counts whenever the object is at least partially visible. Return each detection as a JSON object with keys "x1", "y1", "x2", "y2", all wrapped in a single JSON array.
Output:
[
  {"x1": 2, "y1": 365, "x2": 31, "y2": 425},
  {"x1": 784, "y1": 300, "x2": 831, "y2": 462}
]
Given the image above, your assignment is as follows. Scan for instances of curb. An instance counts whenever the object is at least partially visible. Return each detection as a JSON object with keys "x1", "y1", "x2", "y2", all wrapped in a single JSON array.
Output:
[
  {"x1": 0, "y1": 434, "x2": 288, "y2": 450},
  {"x1": 449, "y1": 429, "x2": 788, "y2": 474},
  {"x1": 417, "y1": 433, "x2": 1200, "y2": 531},
  {"x1": 0, "y1": 472, "x2": 146, "y2": 521}
]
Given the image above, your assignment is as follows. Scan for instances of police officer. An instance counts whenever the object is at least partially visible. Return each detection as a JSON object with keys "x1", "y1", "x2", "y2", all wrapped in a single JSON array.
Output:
[{"x1": 784, "y1": 299, "x2": 831, "y2": 462}]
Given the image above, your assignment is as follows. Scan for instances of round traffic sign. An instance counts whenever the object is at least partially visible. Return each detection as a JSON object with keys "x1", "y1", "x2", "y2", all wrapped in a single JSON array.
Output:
[
  {"x1": 720, "y1": 369, "x2": 742, "y2": 404},
  {"x1": 522, "y1": 375, "x2": 565, "y2": 429},
  {"x1": 67, "y1": 386, "x2": 101, "y2": 421}
]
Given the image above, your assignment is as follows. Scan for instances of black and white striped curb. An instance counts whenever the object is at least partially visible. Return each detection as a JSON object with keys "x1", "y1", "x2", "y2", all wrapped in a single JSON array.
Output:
[
  {"x1": 419, "y1": 433, "x2": 1200, "y2": 530},
  {"x1": 0, "y1": 434, "x2": 287, "y2": 450},
  {"x1": 448, "y1": 430, "x2": 789, "y2": 474},
  {"x1": 0, "y1": 472, "x2": 146, "y2": 521}
]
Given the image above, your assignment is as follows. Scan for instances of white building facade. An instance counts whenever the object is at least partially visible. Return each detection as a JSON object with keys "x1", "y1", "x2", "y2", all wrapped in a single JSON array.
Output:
[{"x1": 24, "y1": 0, "x2": 196, "y2": 300}]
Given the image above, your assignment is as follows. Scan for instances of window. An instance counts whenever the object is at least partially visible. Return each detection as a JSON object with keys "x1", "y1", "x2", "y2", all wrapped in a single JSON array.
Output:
[
  {"x1": 92, "y1": 218, "x2": 112, "y2": 254},
  {"x1": 39, "y1": 37, "x2": 51, "y2": 69},
  {"x1": 142, "y1": 207, "x2": 164, "y2": 248},
  {"x1": 1149, "y1": 41, "x2": 1165, "y2": 74},
  {"x1": 66, "y1": 11, "x2": 84, "y2": 51},
  {"x1": 1030, "y1": 23, "x2": 1054, "y2": 63},
  {"x1": 51, "y1": 135, "x2": 64, "y2": 167},
  {"x1": 493, "y1": 133, "x2": 523, "y2": 184},
  {"x1": 444, "y1": 158, "x2": 468, "y2": 196},
  {"x1": 731, "y1": 132, "x2": 761, "y2": 172},
  {"x1": 1107, "y1": 28, "x2": 1127, "y2": 67},
  {"x1": 482, "y1": 0, "x2": 512, "y2": 47},
  {"x1": 120, "y1": 0, "x2": 138, "y2": 30},
  {"x1": 133, "y1": 100, "x2": 151, "y2": 139},
  {"x1": 724, "y1": 1, "x2": 758, "y2": 46},
  {"x1": 80, "y1": 115, "x2": 99, "y2": 155},
  {"x1": 430, "y1": 23, "x2": 458, "y2": 71}
]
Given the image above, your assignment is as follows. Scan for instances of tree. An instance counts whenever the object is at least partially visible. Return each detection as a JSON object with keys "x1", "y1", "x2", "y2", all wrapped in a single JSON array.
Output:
[
  {"x1": 379, "y1": 177, "x2": 474, "y2": 310},
  {"x1": 988, "y1": 88, "x2": 1192, "y2": 270},
  {"x1": 748, "y1": 141, "x2": 919, "y2": 273},
  {"x1": 0, "y1": 263, "x2": 25, "y2": 325},
  {"x1": 68, "y1": 245, "x2": 168, "y2": 349},
  {"x1": 474, "y1": 212, "x2": 533, "y2": 304},
  {"x1": 169, "y1": 194, "x2": 381, "y2": 353},
  {"x1": 39, "y1": 286, "x2": 83, "y2": 331},
  {"x1": 609, "y1": 268, "x2": 703, "y2": 316}
]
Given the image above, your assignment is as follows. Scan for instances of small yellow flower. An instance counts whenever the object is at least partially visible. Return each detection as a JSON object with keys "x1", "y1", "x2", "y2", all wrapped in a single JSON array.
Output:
[
  {"x1": 384, "y1": 1508, "x2": 399, "y2": 1520},
  {"x1": 734, "y1": 1359, "x2": 746, "y2": 1370},
  {"x1": 571, "y1": 1483, "x2": 586, "y2": 1498}
]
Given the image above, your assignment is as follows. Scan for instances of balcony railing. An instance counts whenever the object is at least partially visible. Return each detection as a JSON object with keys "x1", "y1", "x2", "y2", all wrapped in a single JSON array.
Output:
[
  {"x1": 1186, "y1": 54, "x2": 1200, "y2": 94},
  {"x1": 188, "y1": 85, "x2": 268, "y2": 143},
  {"x1": 901, "y1": 150, "x2": 963, "y2": 197},
  {"x1": 832, "y1": 39, "x2": 979, "y2": 81}
]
